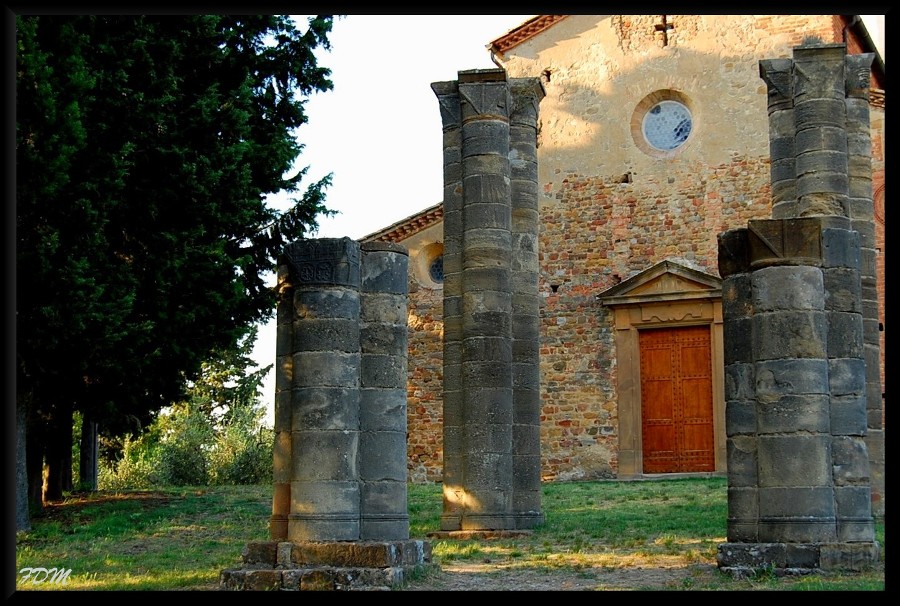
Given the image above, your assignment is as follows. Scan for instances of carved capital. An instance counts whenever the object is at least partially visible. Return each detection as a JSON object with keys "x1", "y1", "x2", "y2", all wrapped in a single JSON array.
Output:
[
  {"x1": 283, "y1": 237, "x2": 360, "y2": 288},
  {"x1": 759, "y1": 59, "x2": 794, "y2": 112},
  {"x1": 846, "y1": 53, "x2": 875, "y2": 99}
]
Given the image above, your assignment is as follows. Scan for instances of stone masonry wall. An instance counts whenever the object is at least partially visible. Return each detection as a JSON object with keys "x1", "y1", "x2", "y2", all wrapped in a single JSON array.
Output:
[
  {"x1": 538, "y1": 157, "x2": 772, "y2": 480},
  {"x1": 406, "y1": 276, "x2": 444, "y2": 482}
]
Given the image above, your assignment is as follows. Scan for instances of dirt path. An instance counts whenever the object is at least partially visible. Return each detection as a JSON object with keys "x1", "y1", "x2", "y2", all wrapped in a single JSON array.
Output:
[
  {"x1": 396, "y1": 560, "x2": 886, "y2": 591},
  {"x1": 398, "y1": 561, "x2": 725, "y2": 591}
]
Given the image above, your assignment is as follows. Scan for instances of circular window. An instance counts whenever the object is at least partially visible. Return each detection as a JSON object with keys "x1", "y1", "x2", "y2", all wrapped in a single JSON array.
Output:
[
  {"x1": 429, "y1": 255, "x2": 444, "y2": 283},
  {"x1": 413, "y1": 241, "x2": 445, "y2": 289},
  {"x1": 642, "y1": 100, "x2": 692, "y2": 151},
  {"x1": 631, "y1": 90, "x2": 695, "y2": 158}
]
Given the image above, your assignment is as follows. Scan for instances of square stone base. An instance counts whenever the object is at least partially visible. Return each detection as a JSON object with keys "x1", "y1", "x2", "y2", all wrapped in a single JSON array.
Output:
[
  {"x1": 717, "y1": 541, "x2": 880, "y2": 577},
  {"x1": 220, "y1": 539, "x2": 434, "y2": 591}
]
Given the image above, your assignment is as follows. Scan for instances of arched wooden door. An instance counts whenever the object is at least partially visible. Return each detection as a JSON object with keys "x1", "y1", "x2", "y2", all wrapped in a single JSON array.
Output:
[{"x1": 639, "y1": 325, "x2": 715, "y2": 473}]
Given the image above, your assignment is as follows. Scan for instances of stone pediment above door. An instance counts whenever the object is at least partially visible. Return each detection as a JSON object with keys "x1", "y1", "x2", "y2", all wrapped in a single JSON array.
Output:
[{"x1": 595, "y1": 260, "x2": 721, "y2": 308}]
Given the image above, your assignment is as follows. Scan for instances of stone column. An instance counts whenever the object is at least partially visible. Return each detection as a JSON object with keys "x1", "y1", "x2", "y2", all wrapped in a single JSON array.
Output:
[
  {"x1": 792, "y1": 45, "x2": 850, "y2": 217},
  {"x1": 433, "y1": 69, "x2": 544, "y2": 532},
  {"x1": 432, "y1": 79, "x2": 466, "y2": 531},
  {"x1": 750, "y1": 240, "x2": 834, "y2": 544},
  {"x1": 359, "y1": 241, "x2": 410, "y2": 540},
  {"x1": 759, "y1": 58, "x2": 797, "y2": 219},
  {"x1": 509, "y1": 79, "x2": 545, "y2": 529},
  {"x1": 284, "y1": 237, "x2": 362, "y2": 542},
  {"x1": 717, "y1": 229, "x2": 758, "y2": 543},
  {"x1": 845, "y1": 53, "x2": 884, "y2": 519},
  {"x1": 717, "y1": 43, "x2": 878, "y2": 574},
  {"x1": 822, "y1": 221, "x2": 873, "y2": 543},
  {"x1": 794, "y1": 44, "x2": 874, "y2": 545},
  {"x1": 235, "y1": 238, "x2": 430, "y2": 590},
  {"x1": 458, "y1": 69, "x2": 515, "y2": 531},
  {"x1": 270, "y1": 260, "x2": 293, "y2": 540}
]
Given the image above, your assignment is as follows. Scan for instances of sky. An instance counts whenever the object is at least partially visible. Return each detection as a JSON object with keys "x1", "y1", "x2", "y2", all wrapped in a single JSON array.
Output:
[
  {"x1": 251, "y1": 14, "x2": 885, "y2": 424},
  {"x1": 252, "y1": 15, "x2": 534, "y2": 422}
]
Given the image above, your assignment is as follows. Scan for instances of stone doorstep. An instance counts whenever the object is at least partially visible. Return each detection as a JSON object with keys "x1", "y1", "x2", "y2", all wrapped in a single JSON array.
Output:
[{"x1": 716, "y1": 541, "x2": 881, "y2": 574}]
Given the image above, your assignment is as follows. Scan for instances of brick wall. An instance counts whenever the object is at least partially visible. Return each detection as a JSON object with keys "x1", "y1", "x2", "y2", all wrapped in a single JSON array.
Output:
[
  {"x1": 405, "y1": 281, "x2": 443, "y2": 482},
  {"x1": 536, "y1": 156, "x2": 772, "y2": 480}
]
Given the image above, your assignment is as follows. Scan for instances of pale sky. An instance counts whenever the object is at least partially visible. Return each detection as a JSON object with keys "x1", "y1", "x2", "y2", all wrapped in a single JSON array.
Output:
[
  {"x1": 253, "y1": 14, "x2": 885, "y2": 424},
  {"x1": 253, "y1": 15, "x2": 534, "y2": 422}
]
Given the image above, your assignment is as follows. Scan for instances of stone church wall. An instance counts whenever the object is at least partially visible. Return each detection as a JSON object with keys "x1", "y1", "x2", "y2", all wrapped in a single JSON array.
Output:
[{"x1": 397, "y1": 223, "x2": 445, "y2": 482}]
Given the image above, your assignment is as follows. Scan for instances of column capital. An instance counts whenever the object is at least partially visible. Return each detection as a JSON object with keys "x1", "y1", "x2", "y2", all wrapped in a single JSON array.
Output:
[
  {"x1": 846, "y1": 53, "x2": 875, "y2": 99},
  {"x1": 283, "y1": 237, "x2": 360, "y2": 288},
  {"x1": 759, "y1": 58, "x2": 794, "y2": 112}
]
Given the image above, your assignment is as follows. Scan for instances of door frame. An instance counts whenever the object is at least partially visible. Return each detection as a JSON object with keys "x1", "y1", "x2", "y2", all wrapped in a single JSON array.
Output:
[{"x1": 597, "y1": 260, "x2": 726, "y2": 479}]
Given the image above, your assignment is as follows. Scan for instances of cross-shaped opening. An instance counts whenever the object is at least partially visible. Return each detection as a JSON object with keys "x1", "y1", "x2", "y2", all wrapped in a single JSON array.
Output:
[{"x1": 654, "y1": 15, "x2": 674, "y2": 47}]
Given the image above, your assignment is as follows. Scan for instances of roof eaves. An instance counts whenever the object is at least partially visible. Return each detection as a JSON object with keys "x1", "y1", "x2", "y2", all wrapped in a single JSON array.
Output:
[
  {"x1": 488, "y1": 15, "x2": 569, "y2": 55},
  {"x1": 359, "y1": 202, "x2": 444, "y2": 243}
]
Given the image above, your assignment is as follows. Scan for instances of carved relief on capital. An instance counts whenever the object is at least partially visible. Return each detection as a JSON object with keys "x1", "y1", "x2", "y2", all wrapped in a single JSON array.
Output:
[
  {"x1": 791, "y1": 45, "x2": 847, "y2": 102},
  {"x1": 745, "y1": 218, "x2": 835, "y2": 268},
  {"x1": 283, "y1": 237, "x2": 360, "y2": 288}
]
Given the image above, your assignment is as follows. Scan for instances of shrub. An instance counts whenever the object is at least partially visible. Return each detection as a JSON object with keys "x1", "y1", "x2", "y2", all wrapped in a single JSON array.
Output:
[
  {"x1": 154, "y1": 405, "x2": 214, "y2": 486},
  {"x1": 98, "y1": 435, "x2": 159, "y2": 490},
  {"x1": 208, "y1": 405, "x2": 273, "y2": 485}
]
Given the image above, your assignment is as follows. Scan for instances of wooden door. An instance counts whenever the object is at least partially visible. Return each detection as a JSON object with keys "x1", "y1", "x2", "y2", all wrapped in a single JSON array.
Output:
[{"x1": 639, "y1": 325, "x2": 714, "y2": 473}]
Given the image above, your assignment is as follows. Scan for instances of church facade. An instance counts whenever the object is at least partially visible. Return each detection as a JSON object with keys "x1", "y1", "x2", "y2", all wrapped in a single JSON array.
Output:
[{"x1": 362, "y1": 15, "x2": 885, "y2": 487}]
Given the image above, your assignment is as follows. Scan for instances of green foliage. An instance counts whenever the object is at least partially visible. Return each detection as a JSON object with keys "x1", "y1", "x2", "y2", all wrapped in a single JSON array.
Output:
[
  {"x1": 208, "y1": 407, "x2": 274, "y2": 486},
  {"x1": 16, "y1": 16, "x2": 335, "y2": 492},
  {"x1": 156, "y1": 405, "x2": 214, "y2": 487},
  {"x1": 98, "y1": 435, "x2": 159, "y2": 490},
  {"x1": 98, "y1": 329, "x2": 273, "y2": 489}
]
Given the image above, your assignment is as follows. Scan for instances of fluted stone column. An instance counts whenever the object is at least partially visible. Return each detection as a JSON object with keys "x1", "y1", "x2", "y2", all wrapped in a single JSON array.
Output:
[
  {"x1": 845, "y1": 53, "x2": 884, "y2": 519},
  {"x1": 717, "y1": 43, "x2": 878, "y2": 574},
  {"x1": 433, "y1": 69, "x2": 544, "y2": 532},
  {"x1": 509, "y1": 79, "x2": 545, "y2": 529},
  {"x1": 793, "y1": 45, "x2": 850, "y2": 217},
  {"x1": 458, "y1": 69, "x2": 515, "y2": 531},
  {"x1": 285, "y1": 237, "x2": 362, "y2": 542},
  {"x1": 359, "y1": 242, "x2": 410, "y2": 540},
  {"x1": 432, "y1": 79, "x2": 466, "y2": 531},
  {"x1": 759, "y1": 58, "x2": 797, "y2": 219}
]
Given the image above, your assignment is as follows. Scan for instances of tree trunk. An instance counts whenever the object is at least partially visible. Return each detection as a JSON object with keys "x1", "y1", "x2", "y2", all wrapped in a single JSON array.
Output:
[
  {"x1": 25, "y1": 401, "x2": 45, "y2": 516},
  {"x1": 44, "y1": 401, "x2": 73, "y2": 502},
  {"x1": 78, "y1": 413, "x2": 99, "y2": 492},
  {"x1": 16, "y1": 391, "x2": 32, "y2": 533},
  {"x1": 62, "y1": 412, "x2": 74, "y2": 493}
]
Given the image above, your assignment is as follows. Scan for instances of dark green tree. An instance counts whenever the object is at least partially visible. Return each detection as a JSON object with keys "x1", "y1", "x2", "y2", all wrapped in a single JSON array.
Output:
[{"x1": 16, "y1": 15, "x2": 335, "y2": 530}]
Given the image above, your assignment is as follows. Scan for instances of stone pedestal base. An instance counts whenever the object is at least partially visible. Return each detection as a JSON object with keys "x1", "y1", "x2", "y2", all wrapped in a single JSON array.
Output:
[
  {"x1": 717, "y1": 541, "x2": 880, "y2": 577},
  {"x1": 220, "y1": 539, "x2": 434, "y2": 591}
]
